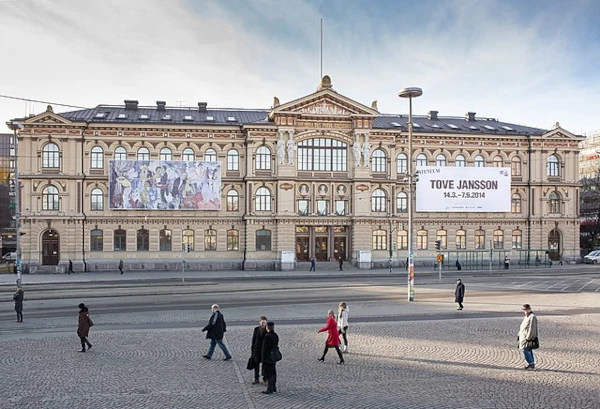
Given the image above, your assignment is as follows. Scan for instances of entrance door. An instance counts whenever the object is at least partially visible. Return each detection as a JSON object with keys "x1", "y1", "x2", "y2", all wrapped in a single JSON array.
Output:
[
  {"x1": 315, "y1": 237, "x2": 328, "y2": 261},
  {"x1": 333, "y1": 237, "x2": 346, "y2": 261},
  {"x1": 42, "y1": 230, "x2": 60, "y2": 265},
  {"x1": 548, "y1": 229, "x2": 561, "y2": 261},
  {"x1": 295, "y1": 236, "x2": 310, "y2": 261}
]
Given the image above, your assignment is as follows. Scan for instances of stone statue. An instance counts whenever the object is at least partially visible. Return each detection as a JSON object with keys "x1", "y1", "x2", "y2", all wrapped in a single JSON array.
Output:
[
  {"x1": 362, "y1": 135, "x2": 371, "y2": 168},
  {"x1": 276, "y1": 132, "x2": 286, "y2": 165},
  {"x1": 353, "y1": 134, "x2": 362, "y2": 167},
  {"x1": 287, "y1": 136, "x2": 296, "y2": 165}
]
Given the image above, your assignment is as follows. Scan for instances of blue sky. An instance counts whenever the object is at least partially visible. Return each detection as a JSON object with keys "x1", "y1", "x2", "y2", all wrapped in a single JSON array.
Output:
[{"x1": 1, "y1": 0, "x2": 599, "y2": 134}]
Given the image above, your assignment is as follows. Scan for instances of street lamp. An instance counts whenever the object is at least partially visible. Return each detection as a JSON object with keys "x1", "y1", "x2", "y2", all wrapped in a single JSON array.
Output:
[
  {"x1": 6, "y1": 121, "x2": 24, "y2": 288},
  {"x1": 398, "y1": 87, "x2": 423, "y2": 302}
]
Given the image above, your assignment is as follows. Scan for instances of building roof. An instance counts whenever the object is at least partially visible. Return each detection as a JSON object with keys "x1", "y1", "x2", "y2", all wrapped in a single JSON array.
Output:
[{"x1": 59, "y1": 104, "x2": 547, "y2": 136}]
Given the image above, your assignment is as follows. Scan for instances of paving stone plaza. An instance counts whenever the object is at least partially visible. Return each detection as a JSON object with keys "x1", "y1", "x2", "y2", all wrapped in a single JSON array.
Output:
[{"x1": 2, "y1": 302, "x2": 600, "y2": 409}]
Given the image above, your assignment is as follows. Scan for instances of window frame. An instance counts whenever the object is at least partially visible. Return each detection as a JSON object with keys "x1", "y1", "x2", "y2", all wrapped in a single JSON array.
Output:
[
  {"x1": 91, "y1": 188, "x2": 104, "y2": 211},
  {"x1": 435, "y1": 154, "x2": 447, "y2": 167},
  {"x1": 227, "y1": 149, "x2": 239, "y2": 171},
  {"x1": 42, "y1": 185, "x2": 59, "y2": 210},
  {"x1": 91, "y1": 146, "x2": 104, "y2": 169},
  {"x1": 204, "y1": 148, "x2": 217, "y2": 162},
  {"x1": 547, "y1": 154, "x2": 560, "y2": 177},
  {"x1": 255, "y1": 187, "x2": 271, "y2": 211},
  {"x1": 474, "y1": 155, "x2": 485, "y2": 167},
  {"x1": 137, "y1": 228, "x2": 150, "y2": 251},
  {"x1": 371, "y1": 149, "x2": 386, "y2": 173},
  {"x1": 511, "y1": 157, "x2": 522, "y2": 176},
  {"x1": 436, "y1": 229, "x2": 447, "y2": 249},
  {"x1": 114, "y1": 229, "x2": 127, "y2": 251},
  {"x1": 512, "y1": 229, "x2": 522, "y2": 249},
  {"x1": 182, "y1": 229, "x2": 195, "y2": 252},
  {"x1": 416, "y1": 153, "x2": 428, "y2": 167},
  {"x1": 397, "y1": 230, "x2": 408, "y2": 250},
  {"x1": 160, "y1": 229, "x2": 172, "y2": 251},
  {"x1": 204, "y1": 229, "x2": 217, "y2": 251},
  {"x1": 455, "y1": 155, "x2": 466, "y2": 167},
  {"x1": 90, "y1": 229, "x2": 103, "y2": 251},
  {"x1": 256, "y1": 146, "x2": 271, "y2": 170},
  {"x1": 137, "y1": 147, "x2": 150, "y2": 161},
  {"x1": 182, "y1": 148, "x2": 195, "y2": 162},
  {"x1": 511, "y1": 193, "x2": 522, "y2": 213},
  {"x1": 456, "y1": 230, "x2": 466, "y2": 249},
  {"x1": 417, "y1": 229, "x2": 428, "y2": 250},
  {"x1": 42, "y1": 143, "x2": 60, "y2": 168},
  {"x1": 474, "y1": 229, "x2": 485, "y2": 249},
  {"x1": 493, "y1": 229, "x2": 504, "y2": 249},
  {"x1": 227, "y1": 190, "x2": 239, "y2": 212},
  {"x1": 160, "y1": 147, "x2": 172, "y2": 161},
  {"x1": 256, "y1": 229, "x2": 272, "y2": 251},
  {"x1": 396, "y1": 192, "x2": 408, "y2": 213},
  {"x1": 397, "y1": 153, "x2": 408, "y2": 174},
  {"x1": 297, "y1": 138, "x2": 347, "y2": 172},
  {"x1": 114, "y1": 146, "x2": 127, "y2": 161},
  {"x1": 371, "y1": 189, "x2": 387, "y2": 212},
  {"x1": 549, "y1": 191, "x2": 561, "y2": 214},
  {"x1": 227, "y1": 229, "x2": 239, "y2": 251},
  {"x1": 372, "y1": 229, "x2": 387, "y2": 250}
]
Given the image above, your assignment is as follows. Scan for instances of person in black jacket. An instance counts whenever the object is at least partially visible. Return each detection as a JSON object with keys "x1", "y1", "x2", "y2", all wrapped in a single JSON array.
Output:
[
  {"x1": 202, "y1": 304, "x2": 232, "y2": 361},
  {"x1": 261, "y1": 321, "x2": 279, "y2": 394},
  {"x1": 13, "y1": 288, "x2": 24, "y2": 322},
  {"x1": 455, "y1": 279, "x2": 465, "y2": 310},
  {"x1": 251, "y1": 316, "x2": 268, "y2": 384}
]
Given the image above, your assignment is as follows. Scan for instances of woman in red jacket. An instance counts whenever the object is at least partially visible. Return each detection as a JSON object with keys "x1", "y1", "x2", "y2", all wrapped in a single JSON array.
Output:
[{"x1": 317, "y1": 309, "x2": 345, "y2": 364}]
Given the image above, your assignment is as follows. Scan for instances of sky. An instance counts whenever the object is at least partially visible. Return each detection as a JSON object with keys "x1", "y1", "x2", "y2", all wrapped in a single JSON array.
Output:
[{"x1": 1, "y1": 0, "x2": 599, "y2": 134}]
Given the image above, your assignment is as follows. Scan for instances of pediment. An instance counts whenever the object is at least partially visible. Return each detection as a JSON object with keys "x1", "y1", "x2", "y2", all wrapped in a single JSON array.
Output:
[
  {"x1": 541, "y1": 125, "x2": 581, "y2": 140},
  {"x1": 270, "y1": 89, "x2": 379, "y2": 120},
  {"x1": 25, "y1": 111, "x2": 73, "y2": 125}
]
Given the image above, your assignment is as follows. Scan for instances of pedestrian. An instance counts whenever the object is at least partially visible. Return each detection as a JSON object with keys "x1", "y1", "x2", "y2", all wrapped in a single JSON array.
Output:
[
  {"x1": 337, "y1": 302, "x2": 349, "y2": 352},
  {"x1": 338, "y1": 257, "x2": 343, "y2": 271},
  {"x1": 13, "y1": 288, "x2": 24, "y2": 323},
  {"x1": 68, "y1": 259, "x2": 73, "y2": 275},
  {"x1": 455, "y1": 279, "x2": 465, "y2": 310},
  {"x1": 261, "y1": 321, "x2": 279, "y2": 394},
  {"x1": 202, "y1": 304, "x2": 232, "y2": 361},
  {"x1": 518, "y1": 303, "x2": 538, "y2": 370},
  {"x1": 317, "y1": 309, "x2": 344, "y2": 364},
  {"x1": 118, "y1": 259, "x2": 124, "y2": 275},
  {"x1": 504, "y1": 255, "x2": 510, "y2": 270},
  {"x1": 250, "y1": 316, "x2": 268, "y2": 384},
  {"x1": 310, "y1": 257, "x2": 316, "y2": 272},
  {"x1": 77, "y1": 303, "x2": 93, "y2": 352},
  {"x1": 455, "y1": 259, "x2": 462, "y2": 271}
]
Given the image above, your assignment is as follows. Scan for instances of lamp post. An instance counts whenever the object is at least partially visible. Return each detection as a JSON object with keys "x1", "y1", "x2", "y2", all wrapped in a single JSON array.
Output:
[
  {"x1": 6, "y1": 121, "x2": 24, "y2": 288},
  {"x1": 398, "y1": 87, "x2": 422, "y2": 302}
]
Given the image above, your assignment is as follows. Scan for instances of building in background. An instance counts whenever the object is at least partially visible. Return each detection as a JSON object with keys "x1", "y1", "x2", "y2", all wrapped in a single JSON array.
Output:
[
  {"x1": 579, "y1": 132, "x2": 600, "y2": 179},
  {"x1": 579, "y1": 131, "x2": 600, "y2": 253},
  {"x1": 10, "y1": 77, "x2": 582, "y2": 272},
  {"x1": 0, "y1": 133, "x2": 15, "y2": 256}
]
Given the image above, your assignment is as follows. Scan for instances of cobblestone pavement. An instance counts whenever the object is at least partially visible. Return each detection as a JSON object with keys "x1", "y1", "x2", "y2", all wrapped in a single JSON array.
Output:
[{"x1": 2, "y1": 313, "x2": 600, "y2": 408}]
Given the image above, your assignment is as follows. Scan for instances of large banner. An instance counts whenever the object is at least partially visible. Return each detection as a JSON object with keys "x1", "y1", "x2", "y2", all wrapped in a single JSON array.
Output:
[
  {"x1": 109, "y1": 160, "x2": 221, "y2": 210},
  {"x1": 416, "y1": 166, "x2": 511, "y2": 212}
]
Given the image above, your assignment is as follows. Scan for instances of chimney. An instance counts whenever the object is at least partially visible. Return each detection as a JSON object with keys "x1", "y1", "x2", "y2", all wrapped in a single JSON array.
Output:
[
  {"x1": 124, "y1": 100, "x2": 139, "y2": 110},
  {"x1": 156, "y1": 101, "x2": 166, "y2": 111},
  {"x1": 466, "y1": 112, "x2": 476, "y2": 122},
  {"x1": 198, "y1": 102, "x2": 208, "y2": 112},
  {"x1": 428, "y1": 110, "x2": 438, "y2": 120}
]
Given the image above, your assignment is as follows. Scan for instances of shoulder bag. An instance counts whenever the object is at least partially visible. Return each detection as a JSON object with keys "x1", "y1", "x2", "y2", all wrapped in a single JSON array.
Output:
[
  {"x1": 525, "y1": 337, "x2": 539, "y2": 350},
  {"x1": 270, "y1": 347, "x2": 282, "y2": 363}
]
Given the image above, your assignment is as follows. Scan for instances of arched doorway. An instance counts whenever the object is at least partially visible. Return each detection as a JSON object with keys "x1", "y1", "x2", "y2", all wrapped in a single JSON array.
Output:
[
  {"x1": 548, "y1": 229, "x2": 561, "y2": 261},
  {"x1": 42, "y1": 229, "x2": 60, "y2": 265}
]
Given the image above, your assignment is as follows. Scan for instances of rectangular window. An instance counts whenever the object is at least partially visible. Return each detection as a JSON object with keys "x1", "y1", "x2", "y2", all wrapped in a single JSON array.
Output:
[
  {"x1": 493, "y1": 231, "x2": 504, "y2": 249},
  {"x1": 298, "y1": 200, "x2": 309, "y2": 216},
  {"x1": 335, "y1": 200, "x2": 347, "y2": 216},
  {"x1": 160, "y1": 230, "x2": 172, "y2": 251},
  {"x1": 114, "y1": 230, "x2": 126, "y2": 251},
  {"x1": 436, "y1": 231, "x2": 447, "y2": 249},
  {"x1": 297, "y1": 138, "x2": 347, "y2": 172},
  {"x1": 372, "y1": 231, "x2": 387, "y2": 250},
  {"x1": 204, "y1": 230, "x2": 217, "y2": 251},
  {"x1": 475, "y1": 230, "x2": 485, "y2": 249},
  {"x1": 512, "y1": 231, "x2": 522, "y2": 249},
  {"x1": 317, "y1": 200, "x2": 328, "y2": 216},
  {"x1": 256, "y1": 230, "x2": 272, "y2": 251},
  {"x1": 227, "y1": 230, "x2": 239, "y2": 251},
  {"x1": 90, "y1": 230, "x2": 103, "y2": 251},
  {"x1": 456, "y1": 231, "x2": 466, "y2": 249},
  {"x1": 397, "y1": 231, "x2": 408, "y2": 250}
]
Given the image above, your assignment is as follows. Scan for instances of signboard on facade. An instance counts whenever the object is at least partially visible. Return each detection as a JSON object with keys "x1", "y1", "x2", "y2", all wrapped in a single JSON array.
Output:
[
  {"x1": 416, "y1": 166, "x2": 511, "y2": 212},
  {"x1": 109, "y1": 160, "x2": 221, "y2": 210}
]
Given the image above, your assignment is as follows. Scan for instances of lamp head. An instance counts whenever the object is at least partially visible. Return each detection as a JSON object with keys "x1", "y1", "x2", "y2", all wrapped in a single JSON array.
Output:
[{"x1": 398, "y1": 87, "x2": 423, "y2": 99}]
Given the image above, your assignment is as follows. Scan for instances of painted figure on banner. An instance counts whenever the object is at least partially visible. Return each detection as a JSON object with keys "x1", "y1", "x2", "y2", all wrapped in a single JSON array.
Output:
[
  {"x1": 277, "y1": 132, "x2": 286, "y2": 165},
  {"x1": 353, "y1": 133, "x2": 361, "y2": 167},
  {"x1": 287, "y1": 136, "x2": 296, "y2": 165},
  {"x1": 362, "y1": 135, "x2": 371, "y2": 167}
]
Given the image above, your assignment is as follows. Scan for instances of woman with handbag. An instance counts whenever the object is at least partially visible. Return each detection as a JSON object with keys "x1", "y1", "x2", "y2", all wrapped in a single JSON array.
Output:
[
  {"x1": 261, "y1": 321, "x2": 279, "y2": 395},
  {"x1": 518, "y1": 303, "x2": 538, "y2": 369},
  {"x1": 337, "y1": 302, "x2": 349, "y2": 353},
  {"x1": 13, "y1": 288, "x2": 24, "y2": 323},
  {"x1": 77, "y1": 303, "x2": 93, "y2": 352},
  {"x1": 318, "y1": 309, "x2": 344, "y2": 364}
]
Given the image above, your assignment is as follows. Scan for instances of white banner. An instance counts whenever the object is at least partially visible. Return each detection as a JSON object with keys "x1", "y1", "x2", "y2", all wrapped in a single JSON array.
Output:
[{"x1": 416, "y1": 166, "x2": 511, "y2": 212}]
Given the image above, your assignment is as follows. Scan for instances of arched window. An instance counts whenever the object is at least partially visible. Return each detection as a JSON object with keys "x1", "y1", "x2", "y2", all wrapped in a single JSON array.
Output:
[
  {"x1": 255, "y1": 187, "x2": 271, "y2": 211},
  {"x1": 456, "y1": 229, "x2": 466, "y2": 249},
  {"x1": 475, "y1": 229, "x2": 485, "y2": 249},
  {"x1": 371, "y1": 189, "x2": 386, "y2": 212},
  {"x1": 227, "y1": 190, "x2": 239, "y2": 211},
  {"x1": 436, "y1": 154, "x2": 447, "y2": 167},
  {"x1": 417, "y1": 229, "x2": 428, "y2": 250},
  {"x1": 160, "y1": 147, "x2": 172, "y2": 161},
  {"x1": 227, "y1": 149, "x2": 239, "y2": 171},
  {"x1": 512, "y1": 229, "x2": 522, "y2": 249},
  {"x1": 396, "y1": 192, "x2": 408, "y2": 213},
  {"x1": 416, "y1": 153, "x2": 428, "y2": 167},
  {"x1": 455, "y1": 155, "x2": 466, "y2": 167},
  {"x1": 227, "y1": 229, "x2": 239, "y2": 251},
  {"x1": 137, "y1": 228, "x2": 149, "y2": 251},
  {"x1": 474, "y1": 155, "x2": 485, "y2": 167},
  {"x1": 256, "y1": 146, "x2": 271, "y2": 170},
  {"x1": 204, "y1": 148, "x2": 217, "y2": 162},
  {"x1": 492, "y1": 155, "x2": 503, "y2": 168},
  {"x1": 436, "y1": 229, "x2": 447, "y2": 249},
  {"x1": 114, "y1": 146, "x2": 127, "y2": 161},
  {"x1": 182, "y1": 229, "x2": 194, "y2": 251},
  {"x1": 511, "y1": 157, "x2": 522, "y2": 176},
  {"x1": 160, "y1": 229, "x2": 172, "y2": 251},
  {"x1": 42, "y1": 185, "x2": 59, "y2": 210},
  {"x1": 137, "y1": 147, "x2": 150, "y2": 161},
  {"x1": 42, "y1": 143, "x2": 60, "y2": 168},
  {"x1": 372, "y1": 229, "x2": 387, "y2": 250},
  {"x1": 511, "y1": 193, "x2": 522, "y2": 213},
  {"x1": 371, "y1": 149, "x2": 386, "y2": 173},
  {"x1": 91, "y1": 146, "x2": 104, "y2": 169},
  {"x1": 91, "y1": 188, "x2": 104, "y2": 211},
  {"x1": 256, "y1": 229, "x2": 271, "y2": 251},
  {"x1": 90, "y1": 229, "x2": 103, "y2": 251},
  {"x1": 182, "y1": 148, "x2": 195, "y2": 162},
  {"x1": 297, "y1": 138, "x2": 347, "y2": 171},
  {"x1": 547, "y1": 154, "x2": 560, "y2": 177},
  {"x1": 397, "y1": 230, "x2": 408, "y2": 250},
  {"x1": 397, "y1": 153, "x2": 408, "y2": 174},
  {"x1": 493, "y1": 229, "x2": 504, "y2": 249},
  {"x1": 114, "y1": 229, "x2": 126, "y2": 251},
  {"x1": 549, "y1": 191, "x2": 561, "y2": 213}
]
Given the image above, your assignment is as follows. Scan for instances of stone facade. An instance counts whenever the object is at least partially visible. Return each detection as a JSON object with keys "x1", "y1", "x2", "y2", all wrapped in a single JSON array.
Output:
[{"x1": 12, "y1": 78, "x2": 582, "y2": 272}]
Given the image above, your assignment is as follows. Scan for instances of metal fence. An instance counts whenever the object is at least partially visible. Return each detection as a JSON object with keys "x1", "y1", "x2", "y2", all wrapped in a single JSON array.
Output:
[{"x1": 428, "y1": 249, "x2": 554, "y2": 271}]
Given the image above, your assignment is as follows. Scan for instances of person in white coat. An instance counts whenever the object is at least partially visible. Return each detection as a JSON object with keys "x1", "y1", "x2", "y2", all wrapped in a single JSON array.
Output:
[
  {"x1": 337, "y1": 302, "x2": 349, "y2": 353},
  {"x1": 518, "y1": 303, "x2": 538, "y2": 369}
]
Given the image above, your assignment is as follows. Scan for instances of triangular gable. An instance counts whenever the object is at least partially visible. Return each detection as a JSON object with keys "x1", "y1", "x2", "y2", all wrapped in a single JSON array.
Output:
[
  {"x1": 270, "y1": 89, "x2": 379, "y2": 120},
  {"x1": 542, "y1": 124, "x2": 581, "y2": 140},
  {"x1": 24, "y1": 106, "x2": 73, "y2": 125}
]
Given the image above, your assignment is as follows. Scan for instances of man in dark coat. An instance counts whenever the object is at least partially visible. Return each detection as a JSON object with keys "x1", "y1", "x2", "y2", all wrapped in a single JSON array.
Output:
[
  {"x1": 251, "y1": 316, "x2": 268, "y2": 384},
  {"x1": 118, "y1": 259, "x2": 124, "y2": 275},
  {"x1": 68, "y1": 260, "x2": 73, "y2": 275},
  {"x1": 455, "y1": 279, "x2": 465, "y2": 310},
  {"x1": 77, "y1": 303, "x2": 93, "y2": 352},
  {"x1": 261, "y1": 321, "x2": 279, "y2": 394},
  {"x1": 202, "y1": 304, "x2": 232, "y2": 360},
  {"x1": 13, "y1": 288, "x2": 24, "y2": 322}
]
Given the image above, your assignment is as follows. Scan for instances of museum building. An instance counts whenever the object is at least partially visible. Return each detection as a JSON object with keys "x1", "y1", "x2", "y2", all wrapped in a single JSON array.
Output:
[{"x1": 12, "y1": 77, "x2": 582, "y2": 272}]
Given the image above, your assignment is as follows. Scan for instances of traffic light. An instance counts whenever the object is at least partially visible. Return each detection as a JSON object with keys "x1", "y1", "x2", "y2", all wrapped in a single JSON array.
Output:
[
  {"x1": 435, "y1": 240, "x2": 442, "y2": 251},
  {"x1": 186, "y1": 244, "x2": 191, "y2": 253}
]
